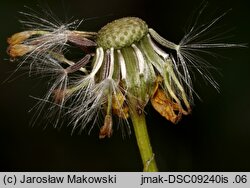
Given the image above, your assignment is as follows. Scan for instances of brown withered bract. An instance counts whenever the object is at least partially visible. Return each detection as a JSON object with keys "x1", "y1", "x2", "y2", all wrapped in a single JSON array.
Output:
[
  {"x1": 151, "y1": 88, "x2": 182, "y2": 124},
  {"x1": 150, "y1": 76, "x2": 185, "y2": 124}
]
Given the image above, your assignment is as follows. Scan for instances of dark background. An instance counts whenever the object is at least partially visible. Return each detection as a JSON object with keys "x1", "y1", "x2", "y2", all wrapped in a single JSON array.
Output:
[{"x1": 0, "y1": 0, "x2": 249, "y2": 171}]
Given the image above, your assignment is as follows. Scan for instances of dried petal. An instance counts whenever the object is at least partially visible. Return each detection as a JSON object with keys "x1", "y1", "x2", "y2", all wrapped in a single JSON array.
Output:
[
  {"x1": 112, "y1": 91, "x2": 129, "y2": 119},
  {"x1": 7, "y1": 31, "x2": 41, "y2": 45},
  {"x1": 7, "y1": 44, "x2": 35, "y2": 58},
  {"x1": 53, "y1": 89, "x2": 67, "y2": 104},
  {"x1": 99, "y1": 115, "x2": 113, "y2": 139}
]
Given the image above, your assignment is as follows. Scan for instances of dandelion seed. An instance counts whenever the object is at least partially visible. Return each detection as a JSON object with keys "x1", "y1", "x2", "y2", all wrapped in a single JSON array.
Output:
[{"x1": 6, "y1": 6, "x2": 243, "y2": 171}]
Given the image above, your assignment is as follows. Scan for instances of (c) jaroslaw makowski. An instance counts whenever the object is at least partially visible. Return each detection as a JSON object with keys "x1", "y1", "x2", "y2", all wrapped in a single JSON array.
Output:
[{"x1": 6, "y1": 5, "x2": 244, "y2": 171}]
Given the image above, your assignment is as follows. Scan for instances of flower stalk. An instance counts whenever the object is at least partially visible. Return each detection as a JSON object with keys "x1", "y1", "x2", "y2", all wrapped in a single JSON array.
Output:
[{"x1": 129, "y1": 105, "x2": 158, "y2": 172}]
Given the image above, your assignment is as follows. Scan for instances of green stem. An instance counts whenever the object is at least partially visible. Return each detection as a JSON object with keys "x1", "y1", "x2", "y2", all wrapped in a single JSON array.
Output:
[{"x1": 130, "y1": 108, "x2": 158, "y2": 172}]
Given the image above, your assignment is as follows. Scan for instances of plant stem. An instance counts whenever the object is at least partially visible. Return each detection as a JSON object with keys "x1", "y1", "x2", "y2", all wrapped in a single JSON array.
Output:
[{"x1": 130, "y1": 109, "x2": 158, "y2": 172}]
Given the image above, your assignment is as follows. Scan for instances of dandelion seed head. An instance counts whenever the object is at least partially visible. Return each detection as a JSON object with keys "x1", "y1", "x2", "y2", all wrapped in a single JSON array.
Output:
[{"x1": 6, "y1": 5, "x2": 243, "y2": 137}]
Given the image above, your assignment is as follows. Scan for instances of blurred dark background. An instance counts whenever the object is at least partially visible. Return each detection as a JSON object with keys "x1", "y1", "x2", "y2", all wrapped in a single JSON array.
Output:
[{"x1": 0, "y1": 0, "x2": 249, "y2": 171}]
